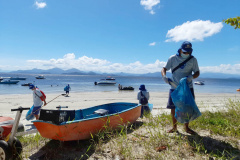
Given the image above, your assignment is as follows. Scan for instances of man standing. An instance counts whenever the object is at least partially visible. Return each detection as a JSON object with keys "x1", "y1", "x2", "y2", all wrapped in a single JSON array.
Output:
[
  {"x1": 161, "y1": 41, "x2": 200, "y2": 135},
  {"x1": 64, "y1": 84, "x2": 71, "y2": 96},
  {"x1": 29, "y1": 84, "x2": 47, "y2": 120}
]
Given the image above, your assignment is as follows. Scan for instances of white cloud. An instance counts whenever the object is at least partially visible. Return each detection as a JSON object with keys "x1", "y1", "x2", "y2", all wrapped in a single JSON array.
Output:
[
  {"x1": 166, "y1": 20, "x2": 223, "y2": 42},
  {"x1": 149, "y1": 42, "x2": 156, "y2": 46},
  {"x1": 35, "y1": 1, "x2": 47, "y2": 9},
  {"x1": 25, "y1": 53, "x2": 166, "y2": 74},
  {"x1": 1, "y1": 53, "x2": 240, "y2": 75},
  {"x1": 200, "y1": 64, "x2": 240, "y2": 75},
  {"x1": 140, "y1": 0, "x2": 160, "y2": 15}
]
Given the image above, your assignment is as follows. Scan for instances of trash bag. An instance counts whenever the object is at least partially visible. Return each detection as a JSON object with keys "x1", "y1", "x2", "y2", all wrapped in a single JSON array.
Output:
[
  {"x1": 171, "y1": 77, "x2": 201, "y2": 123},
  {"x1": 26, "y1": 105, "x2": 35, "y2": 121}
]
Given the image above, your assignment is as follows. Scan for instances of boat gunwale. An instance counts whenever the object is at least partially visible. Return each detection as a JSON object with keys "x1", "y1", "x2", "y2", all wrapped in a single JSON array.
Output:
[{"x1": 32, "y1": 102, "x2": 141, "y2": 125}]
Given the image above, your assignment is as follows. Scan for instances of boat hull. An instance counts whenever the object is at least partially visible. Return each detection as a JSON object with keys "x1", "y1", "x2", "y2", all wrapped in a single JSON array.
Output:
[
  {"x1": 33, "y1": 103, "x2": 141, "y2": 141},
  {"x1": 10, "y1": 77, "x2": 26, "y2": 80},
  {"x1": 0, "y1": 81, "x2": 19, "y2": 84}
]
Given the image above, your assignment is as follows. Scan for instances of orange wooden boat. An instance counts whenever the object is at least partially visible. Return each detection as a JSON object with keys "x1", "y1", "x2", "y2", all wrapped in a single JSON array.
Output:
[
  {"x1": 33, "y1": 102, "x2": 142, "y2": 141},
  {"x1": 237, "y1": 88, "x2": 240, "y2": 91}
]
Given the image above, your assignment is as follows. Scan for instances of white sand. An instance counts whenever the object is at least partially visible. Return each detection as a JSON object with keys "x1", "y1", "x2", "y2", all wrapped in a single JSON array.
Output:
[{"x1": 1, "y1": 91, "x2": 240, "y2": 131}]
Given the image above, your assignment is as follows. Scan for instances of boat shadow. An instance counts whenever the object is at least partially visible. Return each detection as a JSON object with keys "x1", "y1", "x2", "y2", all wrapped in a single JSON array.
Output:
[
  {"x1": 28, "y1": 120, "x2": 144, "y2": 160},
  {"x1": 178, "y1": 132, "x2": 240, "y2": 159}
]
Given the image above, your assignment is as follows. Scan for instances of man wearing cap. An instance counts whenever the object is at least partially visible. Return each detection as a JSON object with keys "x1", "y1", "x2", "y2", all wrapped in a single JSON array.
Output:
[
  {"x1": 29, "y1": 84, "x2": 47, "y2": 120},
  {"x1": 161, "y1": 41, "x2": 200, "y2": 135}
]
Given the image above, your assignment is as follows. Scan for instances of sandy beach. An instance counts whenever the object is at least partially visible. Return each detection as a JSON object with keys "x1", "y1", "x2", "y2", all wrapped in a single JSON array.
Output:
[{"x1": 1, "y1": 91, "x2": 240, "y2": 131}]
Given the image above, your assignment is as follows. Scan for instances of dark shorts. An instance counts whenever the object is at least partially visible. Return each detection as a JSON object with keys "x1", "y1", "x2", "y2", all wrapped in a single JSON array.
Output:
[
  {"x1": 32, "y1": 106, "x2": 41, "y2": 115},
  {"x1": 167, "y1": 88, "x2": 195, "y2": 109}
]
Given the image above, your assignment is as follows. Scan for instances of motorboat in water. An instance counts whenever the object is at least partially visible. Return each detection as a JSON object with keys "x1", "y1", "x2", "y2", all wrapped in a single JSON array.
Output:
[
  {"x1": 94, "y1": 81, "x2": 116, "y2": 85},
  {"x1": 35, "y1": 75, "x2": 45, "y2": 79},
  {"x1": 33, "y1": 102, "x2": 147, "y2": 141},
  {"x1": 194, "y1": 81, "x2": 204, "y2": 85},
  {"x1": 118, "y1": 84, "x2": 134, "y2": 91},
  {"x1": 21, "y1": 83, "x2": 33, "y2": 86},
  {"x1": 105, "y1": 76, "x2": 115, "y2": 80},
  {"x1": 0, "y1": 80, "x2": 19, "y2": 84}
]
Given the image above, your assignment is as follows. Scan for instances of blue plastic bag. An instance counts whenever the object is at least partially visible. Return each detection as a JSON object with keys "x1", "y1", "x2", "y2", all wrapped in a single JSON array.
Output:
[
  {"x1": 26, "y1": 105, "x2": 35, "y2": 121},
  {"x1": 171, "y1": 77, "x2": 201, "y2": 123}
]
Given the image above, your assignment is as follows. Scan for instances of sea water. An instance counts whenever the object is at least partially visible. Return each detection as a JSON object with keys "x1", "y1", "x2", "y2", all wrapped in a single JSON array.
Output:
[{"x1": 0, "y1": 73, "x2": 239, "y2": 95}]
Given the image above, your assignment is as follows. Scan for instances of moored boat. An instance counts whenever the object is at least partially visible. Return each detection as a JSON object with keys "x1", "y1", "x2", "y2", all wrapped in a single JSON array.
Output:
[
  {"x1": 10, "y1": 77, "x2": 26, "y2": 80},
  {"x1": 94, "y1": 81, "x2": 116, "y2": 85},
  {"x1": 237, "y1": 88, "x2": 240, "y2": 91},
  {"x1": 35, "y1": 75, "x2": 45, "y2": 79},
  {"x1": 21, "y1": 83, "x2": 33, "y2": 86},
  {"x1": 0, "y1": 80, "x2": 19, "y2": 84},
  {"x1": 33, "y1": 102, "x2": 143, "y2": 141},
  {"x1": 194, "y1": 81, "x2": 204, "y2": 85},
  {"x1": 105, "y1": 76, "x2": 115, "y2": 80}
]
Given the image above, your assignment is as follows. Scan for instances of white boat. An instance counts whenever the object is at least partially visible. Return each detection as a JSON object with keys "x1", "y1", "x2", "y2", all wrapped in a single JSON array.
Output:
[
  {"x1": 194, "y1": 81, "x2": 204, "y2": 85},
  {"x1": 105, "y1": 76, "x2": 115, "y2": 80},
  {"x1": 0, "y1": 80, "x2": 19, "y2": 84},
  {"x1": 35, "y1": 75, "x2": 45, "y2": 79},
  {"x1": 94, "y1": 81, "x2": 116, "y2": 85}
]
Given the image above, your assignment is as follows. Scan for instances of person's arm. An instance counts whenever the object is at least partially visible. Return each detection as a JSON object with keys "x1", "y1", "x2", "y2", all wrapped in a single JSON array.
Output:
[
  {"x1": 161, "y1": 67, "x2": 167, "y2": 77},
  {"x1": 193, "y1": 71, "x2": 200, "y2": 79},
  {"x1": 137, "y1": 92, "x2": 140, "y2": 100}
]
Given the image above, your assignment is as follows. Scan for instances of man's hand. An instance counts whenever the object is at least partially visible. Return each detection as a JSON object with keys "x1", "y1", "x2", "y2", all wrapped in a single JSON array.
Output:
[{"x1": 187, "y1": 75, "x2": 193, "y2": 82}]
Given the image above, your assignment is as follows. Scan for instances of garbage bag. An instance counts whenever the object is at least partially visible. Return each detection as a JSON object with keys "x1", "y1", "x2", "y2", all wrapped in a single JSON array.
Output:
[
  {"x1": 26, "y1": 105, "x2": 35, "y2": 121},
  {"x1": 171, "y1": 77, "x2": 201, "y2": 123}
]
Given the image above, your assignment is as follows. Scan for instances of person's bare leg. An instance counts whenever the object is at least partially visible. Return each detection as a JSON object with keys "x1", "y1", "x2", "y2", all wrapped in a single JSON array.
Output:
[
  {"x1": 34, "y1": 114, "x2": 39, "y2": 120},
  {"x1": 168, "y1": 109, "x2": 178, "y2": 133}
]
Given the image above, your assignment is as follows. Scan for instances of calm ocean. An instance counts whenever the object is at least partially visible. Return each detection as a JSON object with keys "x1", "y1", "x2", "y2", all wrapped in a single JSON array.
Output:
[{"x1": 0, "y1": 73, "x2": 240, "y2": 95}]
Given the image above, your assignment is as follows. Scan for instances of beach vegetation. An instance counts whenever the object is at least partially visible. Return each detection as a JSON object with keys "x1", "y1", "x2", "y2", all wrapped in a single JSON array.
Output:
[{"x1": 17, "y1": 99, "x2": 240, "y2": 159}]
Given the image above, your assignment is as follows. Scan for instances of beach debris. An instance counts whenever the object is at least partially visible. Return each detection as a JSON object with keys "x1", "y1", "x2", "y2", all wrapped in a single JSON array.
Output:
[{"x1": 155, "y1": 145, "x2": 167, "y2": 152}]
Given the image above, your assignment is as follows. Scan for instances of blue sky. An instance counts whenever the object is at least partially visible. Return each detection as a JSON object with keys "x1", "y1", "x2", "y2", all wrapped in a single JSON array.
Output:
[{"x1": 0, "y1": 0, "x2": 240, "y2": 75}]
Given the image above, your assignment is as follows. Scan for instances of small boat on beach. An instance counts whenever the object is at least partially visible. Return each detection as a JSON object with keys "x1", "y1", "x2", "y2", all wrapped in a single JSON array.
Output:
[
  {"x1": 35, "y1": 75, "x2": 45, "y2": 79},
  {"x1": 33, "y1": 102, "x2": 142, "y2": 141},
  {"x1": 0, "y1": 80, "x2": 19, "y2": 84}
]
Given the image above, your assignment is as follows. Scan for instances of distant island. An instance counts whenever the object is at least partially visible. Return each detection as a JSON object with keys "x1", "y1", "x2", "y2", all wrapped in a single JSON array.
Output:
[{"x1": 3, "y1": 67, "x2": 240, "y2": 79}]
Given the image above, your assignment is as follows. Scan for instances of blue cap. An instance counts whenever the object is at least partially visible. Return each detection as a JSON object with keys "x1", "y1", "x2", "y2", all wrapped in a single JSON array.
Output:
[
  {"x1": 139, "y1": 84, "x2": 146, "y2": 91},
  {"x1": 29, "y1": 84, "x2": 35, "y2": 89},
  {"x1": 180, "y1": 41, "x2": 193, "y2": 53}
]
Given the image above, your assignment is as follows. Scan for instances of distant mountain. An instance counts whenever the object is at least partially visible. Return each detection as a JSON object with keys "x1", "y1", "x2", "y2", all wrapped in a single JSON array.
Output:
[
  {"x1": 10, "y1": 68, "x2": 99, "y2": 75},
  {"x1": 8, "y1": 68, "x2": 240, "y2": 79}
]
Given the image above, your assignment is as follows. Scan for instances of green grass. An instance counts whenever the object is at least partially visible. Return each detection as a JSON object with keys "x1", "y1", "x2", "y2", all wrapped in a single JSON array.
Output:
[
  {"x1": 191, "y1": 98, "x2": 240, "y2": 138},
  {"x1": 18, "y1": 98, "x2": 240, "y2": 160}
]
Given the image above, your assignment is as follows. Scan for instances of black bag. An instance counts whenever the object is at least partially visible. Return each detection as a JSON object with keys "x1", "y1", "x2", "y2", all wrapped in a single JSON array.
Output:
[{"x1": 140, "y1": 91, "x2": 148, "y2": 105}]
